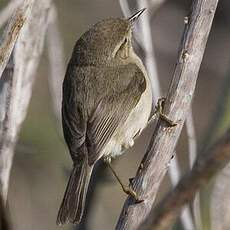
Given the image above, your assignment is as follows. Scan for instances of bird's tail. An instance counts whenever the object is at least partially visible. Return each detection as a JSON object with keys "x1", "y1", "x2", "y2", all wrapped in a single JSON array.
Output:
[{"x1": 57, "y1": 158, "x2": 92, "y2": 225}]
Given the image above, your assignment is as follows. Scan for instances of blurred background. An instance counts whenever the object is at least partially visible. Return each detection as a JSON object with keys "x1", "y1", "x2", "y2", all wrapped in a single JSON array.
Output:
[{"x1": 0, "y1": 0, "x2": 230, "y2": 229}]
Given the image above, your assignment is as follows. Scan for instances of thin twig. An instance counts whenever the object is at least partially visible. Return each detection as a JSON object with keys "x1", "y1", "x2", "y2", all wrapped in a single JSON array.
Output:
[
  {"x1": 143, "y1": 128, "x2": 230, "y2": 230},
  {"x1": 0, "y1": 0, "x2": 32, "y2": 79},
  {"x1": 116, "y1": 0, "x2": 219, "y2": 229},
  {"x1": 0, "y1": 0, "x2": 51, "y2": 202}
]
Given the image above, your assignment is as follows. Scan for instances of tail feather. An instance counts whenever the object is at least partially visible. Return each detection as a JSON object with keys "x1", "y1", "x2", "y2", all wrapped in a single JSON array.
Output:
[{"x1": 57, "y1": 158, "x2": 92, "y2": 225}]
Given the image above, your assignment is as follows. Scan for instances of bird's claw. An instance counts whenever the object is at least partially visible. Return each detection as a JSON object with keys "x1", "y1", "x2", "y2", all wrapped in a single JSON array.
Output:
[
  {"x1": 155, "y1": 98, "x2": 177, "y2": 127},
  {"x1": 123, "y1": 187, "x2": 144, "y2": 204}
]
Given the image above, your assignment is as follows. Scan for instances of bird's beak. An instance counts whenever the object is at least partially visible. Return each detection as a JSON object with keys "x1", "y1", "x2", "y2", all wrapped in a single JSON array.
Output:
[{"x1": 128, "y1": 8, "x2": 146, "y2": 26}]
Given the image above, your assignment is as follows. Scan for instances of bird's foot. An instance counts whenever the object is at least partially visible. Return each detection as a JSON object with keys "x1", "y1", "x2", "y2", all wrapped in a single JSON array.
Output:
[
  {"x1": 104, "y1": 158, "x2": 143, "y2": 203},
  {"x1": 122, "y1": 186, "x2": 143, "y2": 203},
  {"x1": 155, "y1": 98, "x2": 177, "y2": 127}
]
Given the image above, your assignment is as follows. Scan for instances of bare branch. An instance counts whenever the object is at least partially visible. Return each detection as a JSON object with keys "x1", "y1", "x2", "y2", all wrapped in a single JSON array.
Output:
[
  {"x1": 168, "y1": 158, "x2": 194, "y2": 230},
  {"x1": 0, "y1": 0, "x2": 32, "y2": 79},
  {"x1": 144, "y1": 128, "x2": 230, "y2": 230},
  {"x1": 119, "y1": 1, "x2": 195, "y2": 229},
  {"x1": 116, "y1": 0, "x2": 219, "y2": 229},
  {"x1": 137, "y1": 1, "x2": 195, "y2": 229},
  {"x1": 0, "y1": 0, "x2": 51, "y2": 202},
  {"x1": 0, "y1": 0, "x2": 23, "y2": 28}
]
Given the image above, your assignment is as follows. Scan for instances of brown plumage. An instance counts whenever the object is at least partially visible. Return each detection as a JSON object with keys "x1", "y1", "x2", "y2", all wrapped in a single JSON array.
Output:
[{"x1": 57, "y1": 9, "x2": 152, "y2": 225}]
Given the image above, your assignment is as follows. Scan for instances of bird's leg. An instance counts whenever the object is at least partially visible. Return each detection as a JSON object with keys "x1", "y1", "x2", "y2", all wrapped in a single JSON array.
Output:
[
  {"x1": 103, "y1": 157, "x2": 143, "y2": 203},
  {"x1": 153, "y1": 98, "x2": 177, "y2": 127}
]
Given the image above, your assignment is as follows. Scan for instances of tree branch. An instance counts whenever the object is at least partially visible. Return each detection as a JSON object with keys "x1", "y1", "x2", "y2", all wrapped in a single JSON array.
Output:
[
  {"x1": 47, "y1": 3, "x2": 64, "y2": 125},
  {"x1": 0, "y1": 0, "x2": 51, "y2": 202},
  {"x1": 0, "y1": 0, "x2": 23, "y2": 29},
  {"x1": 120, "y1": 2, "x2": 195, "y2": 229},
  {"x1": 116, "y1": 0, "x2": 219, "y2": 229},
  {"x1": 185, "y1": 107, "x2": 201, "y2": 229},
  {"x1": 0, "y1": 0, "x2": 33, "y2": 79},
  {"x1": 143, "y1": 128, "x2": 230, "y2": 230}
]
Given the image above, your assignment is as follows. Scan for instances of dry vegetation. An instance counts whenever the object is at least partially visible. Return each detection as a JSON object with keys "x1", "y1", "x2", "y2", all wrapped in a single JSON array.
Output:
[{"x1": 0, "y1": 0, "x2": 229, "y2": 230}]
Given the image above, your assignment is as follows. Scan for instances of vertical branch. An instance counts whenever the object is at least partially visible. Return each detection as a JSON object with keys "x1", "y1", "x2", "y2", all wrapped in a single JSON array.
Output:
[
  {"x1": 47, "y1": 3, "x2": 64, "y2": 125},
  {"x1": 118, "y1": 0, "x2": 131, "y2": 18},
  {"x1": 186, "y1": 107, "x2": 201, "y2": 229},
  {"x1": 136, "y1": 2, "x2": 195, "y2": 228},
  {"x1": 0, "y1": 0, "x2": 51, "y2": 202},
  {"x1": 209, "y1": 74, "x2": 230, "y2": 230},
  {"x1": 186, "y1": 108, "x2": 197, "y2": 167},
  {"x1": 116, "y1": 0, "x2": 219, "y2": 229},
  {"x1": 119, "y1": 1, "x2": 195, "y2": 229},
  {"x1": 136, "y1": 0, "x2": 160, "y2": 104}
]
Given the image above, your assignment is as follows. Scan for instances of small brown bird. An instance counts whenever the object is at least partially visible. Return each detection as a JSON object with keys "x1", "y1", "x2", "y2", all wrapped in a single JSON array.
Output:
[{"x1": 57, "y1": 9, "x2": 153, "y2": 225}]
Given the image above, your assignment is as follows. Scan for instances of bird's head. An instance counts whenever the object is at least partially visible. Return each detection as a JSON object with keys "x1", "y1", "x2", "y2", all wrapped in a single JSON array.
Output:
[{"x1": 72, "y1": 9, "x2": 146, "y2": 66}]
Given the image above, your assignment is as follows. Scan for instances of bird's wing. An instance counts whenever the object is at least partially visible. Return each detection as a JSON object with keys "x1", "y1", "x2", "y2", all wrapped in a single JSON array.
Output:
[
  {"x1": 62, "y1": 63, "x2": 147, "y2": 165},
  {"x1": 62, "y1": 64, "x2": 88, "y2": 162},
  {"x1": 86, "y1": 63, "x2": 147, "y2": 165}
]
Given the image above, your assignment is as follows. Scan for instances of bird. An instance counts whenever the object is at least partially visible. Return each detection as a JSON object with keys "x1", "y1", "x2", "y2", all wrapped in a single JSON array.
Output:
[{"x1": 57, "y1": 8, "x2": 153, "y2": 225}]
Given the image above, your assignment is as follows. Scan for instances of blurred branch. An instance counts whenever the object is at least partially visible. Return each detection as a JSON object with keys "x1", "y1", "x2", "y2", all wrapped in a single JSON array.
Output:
[
  {"x1": 208, "y1": 74, "x2": 230, "y2": 230},
  {"x1": 168, "y1": 158, "x2": 194, "y2": 230},
  {"x1": 192, "y1": 68, "x2": 230, "y2": 229},
  {"x1": 185, "y1": 108, "x2": 201, "y2": 229},
  {"x1": 144, "y1": 128, "x2": 230, "y2": 230},
  {"x1": 116, "y1": 0, "x2": 219, "y2": 229},
  {"x1": 47, "y1": 3, "x2": 64, "y2": 125},
  {"x1": 0, "y1": 0, "x2": 32, "y2": 79},
  {"x1": 211, "y1": 163, "x2": 230, "y2": 230},
  {"x1": 118, "y1": 0, "x2": 131, "y2": 18},
  {"x1": 0, "y1": 0, "x2": 51, "y2": 202},
  {"x1": 136, "y1": 0, "x2": 160, "y2": 103},
  {"x1": 186, "y1": 108, "x2": 197, "y2": 167},
  {"x1": 0, "y1": 0, "x2": 23, "y2": 28}
]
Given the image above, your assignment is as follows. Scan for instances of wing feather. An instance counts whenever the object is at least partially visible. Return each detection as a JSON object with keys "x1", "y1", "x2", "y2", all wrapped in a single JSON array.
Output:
[
  {"x1": 62, "y1": 62, "x2": 147, "y2": 165},
  {"x1": 87, "y1": 65, "x2": 146, "y2": 165}
]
